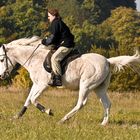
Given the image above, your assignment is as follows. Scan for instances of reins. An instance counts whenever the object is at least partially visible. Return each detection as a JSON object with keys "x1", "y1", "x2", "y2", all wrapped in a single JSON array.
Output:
[{"x1": 22, "y1": 43, "x2": 41, "y2": 66}]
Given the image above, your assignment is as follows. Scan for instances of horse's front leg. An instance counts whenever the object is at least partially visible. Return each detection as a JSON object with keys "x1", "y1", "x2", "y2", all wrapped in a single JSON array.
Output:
[
  {"x1": 29, "y1": 85, "x2": 53, "y2": 116},
  {"x1": 14, "y1": 84, "x2": 52, "y2": 119}
]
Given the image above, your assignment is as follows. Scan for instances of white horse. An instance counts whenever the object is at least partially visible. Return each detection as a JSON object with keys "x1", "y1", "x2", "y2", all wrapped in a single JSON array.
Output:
[{"x1": 0, "y1": 36, "x2": 140, "y2": 125}]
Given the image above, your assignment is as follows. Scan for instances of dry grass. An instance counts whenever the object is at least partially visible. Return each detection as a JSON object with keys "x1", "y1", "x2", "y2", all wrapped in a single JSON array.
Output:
[{"x1": 0, "y1": 87, "x2": 140, "y2": 140}]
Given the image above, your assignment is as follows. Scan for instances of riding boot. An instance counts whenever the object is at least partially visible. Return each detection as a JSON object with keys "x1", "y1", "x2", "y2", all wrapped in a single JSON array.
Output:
[
  {"x1": 48, "y1": 72, "x2": 55, "y2": 86},
  {"x1": 48, "y1": 72, "x2": 62, "y2": 86},
  {"x1": 54, "y1": 75, "x2": 62, "y2": 86}
]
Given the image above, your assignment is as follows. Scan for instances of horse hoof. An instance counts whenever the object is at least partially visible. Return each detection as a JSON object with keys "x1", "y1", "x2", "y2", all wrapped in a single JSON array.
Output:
[
  {"x1": 101, "y1": 117, "x2": 108, "y2": 126},
  {"x1": 9, "y1": 114, "x2": 20, "y2": 121},
  {"x1": 101, "y1": 121, "x2": 108, "y2": 126},
  {"x1": 58, "y1": 118, "x2": 67, "y2": 124},
  {"x1": 45, "y1": 109, "x2": 54, "y2": 116},
  {"x1": 13, "y1": 114, "x2": 20, "y2": 119},
  {"x1": 58, "y1": 120, "x2": 65, "y2": 125}
]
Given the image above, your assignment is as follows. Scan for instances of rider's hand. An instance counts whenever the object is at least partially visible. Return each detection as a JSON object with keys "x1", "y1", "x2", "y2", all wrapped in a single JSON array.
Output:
[{"x1": 41, "y1": 38, "x2": 47, "y2": 45}]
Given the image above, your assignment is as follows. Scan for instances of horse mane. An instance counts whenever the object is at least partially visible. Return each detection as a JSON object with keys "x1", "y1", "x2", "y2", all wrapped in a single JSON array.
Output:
[{"x1": 7, "y1": 36, "x2": 41, "y2": 46}]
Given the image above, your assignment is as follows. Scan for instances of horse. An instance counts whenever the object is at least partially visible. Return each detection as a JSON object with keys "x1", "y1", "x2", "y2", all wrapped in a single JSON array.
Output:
[{"x1": 0, "y1": 36, "x2": 140, "y2": 125}]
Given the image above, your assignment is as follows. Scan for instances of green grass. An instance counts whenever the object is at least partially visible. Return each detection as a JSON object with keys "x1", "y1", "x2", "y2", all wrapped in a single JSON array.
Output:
[{"x1": 0, "y1": 87, "x2": 140, "y2": 140}]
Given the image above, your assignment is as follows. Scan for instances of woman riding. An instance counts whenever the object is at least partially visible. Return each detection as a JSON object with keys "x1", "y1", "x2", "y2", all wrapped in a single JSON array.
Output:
[{"x1": 42, "y1": 8, "x2": 75, "y2": 87}]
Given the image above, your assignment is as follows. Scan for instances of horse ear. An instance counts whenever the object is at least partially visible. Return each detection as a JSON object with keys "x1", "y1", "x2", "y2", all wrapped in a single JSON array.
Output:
[
  {"x1": 0, "y1": 44, "x2": 4, "y2": 47},
  {"x1": 0, "y1": 44, "x2": 7, "y2": 52},
  {"x1": 1, "y1": 44, "x2": 5, "y2": 49}
]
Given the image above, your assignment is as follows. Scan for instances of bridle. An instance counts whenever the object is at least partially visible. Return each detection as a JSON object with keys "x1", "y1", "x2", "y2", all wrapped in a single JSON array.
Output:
[
  {"x1": 0, "y1": 45, "x2": 14, "y2": 78},
  {"x1": 0, "y1": 43, "x2": 41, "y2": 79}
]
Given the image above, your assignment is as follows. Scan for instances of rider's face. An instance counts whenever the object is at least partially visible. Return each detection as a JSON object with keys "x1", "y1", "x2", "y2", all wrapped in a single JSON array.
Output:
[{"x1": 48, "y1": 12, "x2": 55, "y2": 23}]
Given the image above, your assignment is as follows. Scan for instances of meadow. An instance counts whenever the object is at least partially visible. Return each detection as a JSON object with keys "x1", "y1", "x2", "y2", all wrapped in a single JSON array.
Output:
[{"x1": 0, "y1": 87, "x2": 139, "y2": 140}]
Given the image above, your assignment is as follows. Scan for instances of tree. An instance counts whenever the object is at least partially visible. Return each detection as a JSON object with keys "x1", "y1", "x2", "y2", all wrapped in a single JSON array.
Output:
[
  {"x1": 0, "y1": 0, "x2": 47, "y2": 44},
  {"x1": 0, "y1": 0, "x2": 16, "y2": 7},
  {"x1": 106, "y1": 7, "x2": 140, "y2": 54},
  {"x1": 111, "y1": 0, "x2": 136, "y2": 9},
  {"x1": 79, "y1": 0, "x2": 136, "y2": 24},
  {"x1": 47, "y1": 0, "x2": 82, "y2": 25}
]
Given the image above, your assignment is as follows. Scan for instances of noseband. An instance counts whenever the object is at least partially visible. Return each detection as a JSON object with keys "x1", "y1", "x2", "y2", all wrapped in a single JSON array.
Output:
[{"x1": 0, "y1": 45, "x2": 14, "y2": 78}]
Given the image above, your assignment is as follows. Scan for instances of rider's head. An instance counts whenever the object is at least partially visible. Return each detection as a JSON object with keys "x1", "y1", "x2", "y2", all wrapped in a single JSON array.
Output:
[{"x1": 47, "y1": 8, "x2": 61, "y2": 23}]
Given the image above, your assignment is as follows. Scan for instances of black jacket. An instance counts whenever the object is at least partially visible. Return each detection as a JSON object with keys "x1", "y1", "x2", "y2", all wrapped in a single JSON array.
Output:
[{"x1": 42, "y1": 18, "x2": 75, "y2": 48}]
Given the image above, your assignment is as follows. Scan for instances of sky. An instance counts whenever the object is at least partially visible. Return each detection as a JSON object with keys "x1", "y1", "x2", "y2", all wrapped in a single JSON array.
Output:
[{"x1": 136, "y1": 0, "x2": 140, "y2": 11}]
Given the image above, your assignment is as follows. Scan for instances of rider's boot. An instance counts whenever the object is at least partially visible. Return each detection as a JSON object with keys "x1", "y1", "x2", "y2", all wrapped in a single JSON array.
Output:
[{"x1": 48, "y1": 72, "x2": 62, "y2": 87}]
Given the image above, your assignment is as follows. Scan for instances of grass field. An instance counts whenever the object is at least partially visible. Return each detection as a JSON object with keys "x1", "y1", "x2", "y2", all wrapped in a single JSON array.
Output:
[{"x1": 0, "y1": 87, "x2": 140, "y2": 140}]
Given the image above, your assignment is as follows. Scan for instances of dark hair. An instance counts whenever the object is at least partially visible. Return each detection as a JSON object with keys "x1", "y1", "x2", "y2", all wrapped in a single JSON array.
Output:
[{"x1": 48, "y1": 8, "x2": 61, "y2": 19}]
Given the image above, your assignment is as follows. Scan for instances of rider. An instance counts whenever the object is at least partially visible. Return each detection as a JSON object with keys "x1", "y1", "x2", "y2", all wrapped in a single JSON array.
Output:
[{"x1": 42, "y1": 8, "x2": 75, "y2": 86}]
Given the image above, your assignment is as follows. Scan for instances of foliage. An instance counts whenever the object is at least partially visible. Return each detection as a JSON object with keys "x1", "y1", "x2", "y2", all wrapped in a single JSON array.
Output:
[
  {"x1": 111, "y1": 0, "x2": 136, "y2": 9},
  {"x1": 105, "y1": 7, "x2": 140, "y2": 54},
  {"x1": 79, "y1": 0, "x2": 136, "y2": 24},
  {"x1": 12, "y1": 68, "x2": 32, "y2": 88},
  {"x1": 0, "y1": 0, "x2": 47, "y2": 44},
  {"x1": 110, "y1": 70, "x2": 140, "y2": 92},
  {"x1": 0, "y1": 0, "x2": 16, "y2": 6},
  {"x1": 80, "y1": 0, "x2": 112, "y2": 24},
  {"x1": 47, "y1": 0, "x2": 82, "y2": 24}
]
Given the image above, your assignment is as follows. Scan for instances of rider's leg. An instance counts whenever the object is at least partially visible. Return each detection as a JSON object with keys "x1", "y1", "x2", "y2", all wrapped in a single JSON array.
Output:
[{"x1": 48, "y1": 46, "x2": 72, "y2": 86}]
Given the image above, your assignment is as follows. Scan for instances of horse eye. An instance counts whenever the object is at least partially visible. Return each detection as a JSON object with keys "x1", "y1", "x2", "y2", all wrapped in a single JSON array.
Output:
[{"x1": 0, "y1": 59, "x2": 4, "y2": 62}]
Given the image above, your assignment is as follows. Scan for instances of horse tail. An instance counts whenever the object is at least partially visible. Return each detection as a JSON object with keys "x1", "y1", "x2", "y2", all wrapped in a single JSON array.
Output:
[{"x1": 107, "y1": 48, "x2": 140, "y2": 75}]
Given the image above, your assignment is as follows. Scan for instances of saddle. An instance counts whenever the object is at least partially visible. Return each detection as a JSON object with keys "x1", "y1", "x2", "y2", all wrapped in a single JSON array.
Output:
[{"x1": 43, "y1": 49, "x2": 81, "y2": 75}]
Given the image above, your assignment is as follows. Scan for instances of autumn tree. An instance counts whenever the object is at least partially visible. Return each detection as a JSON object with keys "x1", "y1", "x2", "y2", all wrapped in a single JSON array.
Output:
[{"x1": 106, "y1": 7, "x2": 140, "y2": 54}]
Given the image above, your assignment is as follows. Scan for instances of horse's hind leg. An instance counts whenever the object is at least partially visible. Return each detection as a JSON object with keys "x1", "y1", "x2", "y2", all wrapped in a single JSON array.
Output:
[
  {"x1": 94, "y1": 73, "x2": 111, "y2": 125},
  {"x1": 60, "y1": 86, "x2": 89, "y2": 123},
  {"x1": 95, "y1": 90, "x2": 111, "y2": 125},
  {"x1": 83, "y1": 97, "x2": 87, "y2": 106}
]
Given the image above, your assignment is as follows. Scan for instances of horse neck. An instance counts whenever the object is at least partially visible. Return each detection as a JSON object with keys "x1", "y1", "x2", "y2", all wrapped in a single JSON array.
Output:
[{"x1": 7, "y1": 45, "x2": 49, "y2": 69}]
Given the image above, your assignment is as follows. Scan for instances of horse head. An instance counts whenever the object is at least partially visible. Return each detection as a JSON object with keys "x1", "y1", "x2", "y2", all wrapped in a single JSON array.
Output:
[{"x1": 0, "y1": 44, "x2": 17, "y2": 79}]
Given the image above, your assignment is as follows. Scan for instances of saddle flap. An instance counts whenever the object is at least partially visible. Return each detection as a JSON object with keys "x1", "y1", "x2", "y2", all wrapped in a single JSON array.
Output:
[{"x1": 43, "y1": 49, "x2": 81, "y2": 74}]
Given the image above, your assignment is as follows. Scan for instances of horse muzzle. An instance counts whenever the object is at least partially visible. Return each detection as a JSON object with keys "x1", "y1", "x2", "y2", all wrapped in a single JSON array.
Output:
[{"x1": 0, "y1": 71, "x2": 10, "y2": 80}]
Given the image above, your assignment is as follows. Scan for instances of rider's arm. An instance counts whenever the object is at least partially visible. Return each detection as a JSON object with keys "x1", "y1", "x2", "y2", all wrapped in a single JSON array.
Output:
[{"x1": 42, "y1": 19, "x2": 60, "y2": 46}]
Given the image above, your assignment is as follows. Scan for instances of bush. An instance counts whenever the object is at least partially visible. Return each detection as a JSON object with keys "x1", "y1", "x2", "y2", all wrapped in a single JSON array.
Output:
[{"x1": 12, "y1": 67, "x2": 32, "y2": 89}]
